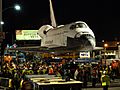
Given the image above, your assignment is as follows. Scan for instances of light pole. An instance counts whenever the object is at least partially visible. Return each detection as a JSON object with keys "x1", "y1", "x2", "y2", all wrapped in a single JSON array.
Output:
[
  {"x1": 104, "y1": 43, "x2": 108, "y2": 66},
  {"x1": 0, "y1": 0, "x2": 21, "y2": 70},
  {"x1": 0, "y1": 0, "x2": 2, "y2": 32},
  {"x1": 0, "y1": 0, "x2": 3, "y2": 71}
]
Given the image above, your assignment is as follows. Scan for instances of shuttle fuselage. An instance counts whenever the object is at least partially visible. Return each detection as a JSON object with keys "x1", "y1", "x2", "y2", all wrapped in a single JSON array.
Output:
[{"x1": 38, "y1": 21, "x2": 96, "y2": 50}]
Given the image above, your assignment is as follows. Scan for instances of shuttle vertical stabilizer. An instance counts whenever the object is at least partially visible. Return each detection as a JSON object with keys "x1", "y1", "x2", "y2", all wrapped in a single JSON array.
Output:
[{"x1": 49, "y1": 0, "x2": 57, "y2": 27}]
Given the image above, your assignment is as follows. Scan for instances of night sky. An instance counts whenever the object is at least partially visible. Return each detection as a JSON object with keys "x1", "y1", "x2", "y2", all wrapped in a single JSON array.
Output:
[{"x1": 2, "y1": 0, "x2": 120, "y2": 44}]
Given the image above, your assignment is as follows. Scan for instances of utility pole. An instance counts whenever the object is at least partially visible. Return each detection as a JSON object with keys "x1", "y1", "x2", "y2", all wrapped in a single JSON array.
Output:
[
  {"x1": 0, "y1": 0, "x2": 5, "y2": 70},
  {"x1": 0, "y1": 0, "x2": 2, "y2": 70},
  {"x1": 0, "y1": 0, "x2": 2, "y2": 32}
]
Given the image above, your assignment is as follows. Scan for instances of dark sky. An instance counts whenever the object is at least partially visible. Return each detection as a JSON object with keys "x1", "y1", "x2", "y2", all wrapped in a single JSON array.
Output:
[{"x1": 2, "y1": 0, "x2": 120, "y2": 42}]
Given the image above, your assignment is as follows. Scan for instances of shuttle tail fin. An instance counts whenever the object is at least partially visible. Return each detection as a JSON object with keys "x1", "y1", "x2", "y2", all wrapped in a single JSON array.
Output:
[{"x1": 49, "y1": 0, "x2": 57, "y2": 27}]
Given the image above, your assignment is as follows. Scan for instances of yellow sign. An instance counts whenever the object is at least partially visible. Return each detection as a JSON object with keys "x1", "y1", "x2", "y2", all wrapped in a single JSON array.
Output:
[{"x1": 16, "y1": 30, "x2": 41, "y2": 40}]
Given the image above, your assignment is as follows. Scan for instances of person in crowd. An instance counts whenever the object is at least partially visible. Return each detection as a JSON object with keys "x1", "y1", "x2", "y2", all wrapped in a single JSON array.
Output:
[
  {"x1": 55, "y1": 70, "x2": 61, "y2": 77},
  {"x1": 82, "y1": 66, "x2": 89, "y2": 88},
  {"x1": 101, "y1": 71, "x2": 110, "y2": 90},
  {"x1": 77, "y1": 68, "x2": 83, "y2": 81},
  {"x1": 21, "y1": 80, "x2": 33, "y2": 90},
  {"x1": 8, "y1": 79, "x2": 14, "y2": 90},
  {"x1": 111, "y1": 60, "x2": 118, "y2": 78},
  {"x1": 91, "y1": 67, "x2": 98, "y2": 87},
  {"x1": 65, "y1": 69, "x2": 71, "y2": 81},
  {"x1": 74, "y1": 67, "x2": 79, "y2": 80},
  {"x1": 13, "y1": 71, "x2": 21, "y2": 90},
  {"x1": 48, "y1": 65, "x2": 54, "y2": 75}
]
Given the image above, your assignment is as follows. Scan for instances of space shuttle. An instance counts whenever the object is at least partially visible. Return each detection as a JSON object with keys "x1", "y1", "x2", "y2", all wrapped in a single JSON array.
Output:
[{"x1": 38, "y1": 0, "x2": 96, "y2": 50}]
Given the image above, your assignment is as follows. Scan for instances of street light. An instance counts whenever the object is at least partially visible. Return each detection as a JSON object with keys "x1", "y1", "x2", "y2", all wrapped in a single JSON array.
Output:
[
  {"x1": 104, "y1": 43, "x2": 108, "y2": 48},
  {"x1": 0, "y1": 4, "x2": 21, "y2": 25},
  {"x1": 0, "y1": 21, "x2": 4, "y2": 25},
  {"x1": 2, "y1": 4, "x2": 21, "y2": 12},
  {"x1": 14, "y1": 4, "x2": 21, "y2": 11}
]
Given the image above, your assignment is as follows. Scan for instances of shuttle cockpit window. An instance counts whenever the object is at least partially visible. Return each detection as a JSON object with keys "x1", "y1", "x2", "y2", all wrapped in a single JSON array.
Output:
[
  {"x1": 70, "y1": 23, "x2": 87, "y2": 30},
  {"x1": 76, "y1": 23, "x2": 87, "y2": 28}
]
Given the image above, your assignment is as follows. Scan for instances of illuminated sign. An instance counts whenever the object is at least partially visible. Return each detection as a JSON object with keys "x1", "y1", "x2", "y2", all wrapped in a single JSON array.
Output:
[
  {"x1": 105, "y1": 51, "x2": 116, "y2": 55},
  {"x1": 16, "y1": 30, "x2": 41, "y2": 40},
  {"x1": 79, "y1": 51, "x2": 90, "y2": 58}
]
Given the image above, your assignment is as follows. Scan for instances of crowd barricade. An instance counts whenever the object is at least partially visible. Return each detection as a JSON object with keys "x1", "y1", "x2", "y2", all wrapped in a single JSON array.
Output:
[{"x1": 0, "y1": 77, "x2": 11, "y2": 90}]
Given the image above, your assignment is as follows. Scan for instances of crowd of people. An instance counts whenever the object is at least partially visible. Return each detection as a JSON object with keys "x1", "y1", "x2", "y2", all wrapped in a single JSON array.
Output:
[{"x1": 0, "y1": 58, "x2": 120, "y2": 90}]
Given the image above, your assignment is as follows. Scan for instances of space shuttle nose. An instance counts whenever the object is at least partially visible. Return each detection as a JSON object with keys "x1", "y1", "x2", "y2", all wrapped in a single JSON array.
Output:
[
  {"x1": 75, "y1": 33, "x2": 81, "y2": 38},
  {"x1": 74, "y1": 32, "x2": 96, "y2": 47}
]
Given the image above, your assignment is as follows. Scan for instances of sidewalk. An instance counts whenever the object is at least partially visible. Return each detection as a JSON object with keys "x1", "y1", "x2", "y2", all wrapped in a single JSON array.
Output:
[{"x1": 87, "y1": 79, "x2": 120, "y2": 88}]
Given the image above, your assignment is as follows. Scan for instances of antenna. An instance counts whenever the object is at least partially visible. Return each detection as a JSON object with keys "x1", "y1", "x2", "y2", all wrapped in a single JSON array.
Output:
[{"x1": 49, "y1": 0, "x2": 57, "y2": 27}]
